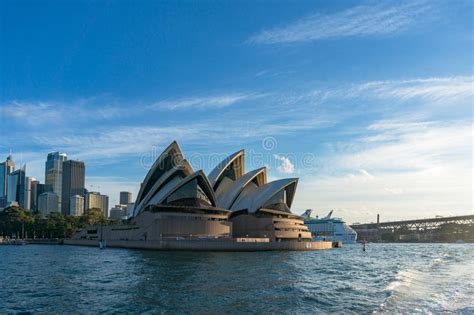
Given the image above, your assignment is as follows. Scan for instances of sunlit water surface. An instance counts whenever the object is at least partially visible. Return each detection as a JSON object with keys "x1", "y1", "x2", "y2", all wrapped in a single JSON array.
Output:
[{"x1": 1, "y1": 243, "x2": 473, "y2": 313}]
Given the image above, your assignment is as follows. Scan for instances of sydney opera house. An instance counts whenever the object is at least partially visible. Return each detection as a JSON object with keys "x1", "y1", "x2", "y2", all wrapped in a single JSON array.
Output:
[{"x1": 69, "y1": 141, "x2": 332, "y2": 251}]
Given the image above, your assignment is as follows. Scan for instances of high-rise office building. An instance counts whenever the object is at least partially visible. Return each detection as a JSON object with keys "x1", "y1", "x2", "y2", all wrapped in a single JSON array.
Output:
[
  {"x1": 119, "y1": 191, "x2": 132, "y2": 205},
  {"x1": 24, "y1": 176, "x2": 32, "y2": 210},
  {"x1": 45, "y1": 152, "x2": 67, "y2": 212},
  {"x1": 70, "y1": 195, "x2": 85, "y2": 217},
  {"x1": 109, "y1": 204, "x2": 127, "y2": 220},
  {"x1": 0, "y1": 154, "x2": 15, "y2": 208},
  {"x1": 61, "y1": 160, "x2": 85, "y2": 215},
  {"x1": 6, "y1": 166, "x2": 30, "y2": 210},
  {"x1": 30, "y1": 180, "x2": 45, "y2": 212},
  {"x1": 6, "y1": 172, "x2": 18, "y2": 204},
  {"x1": 38, "y1": 192, "x2": 59, "y2": 218},
  {"x1": 85, "y1": 192, "x2": 109, "y2": 218}
]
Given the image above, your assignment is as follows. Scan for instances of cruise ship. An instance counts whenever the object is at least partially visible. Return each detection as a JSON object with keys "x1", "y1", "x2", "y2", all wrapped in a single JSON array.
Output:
[{"x1": 302, "y1": 210, "x2": 357, "y2": 243}]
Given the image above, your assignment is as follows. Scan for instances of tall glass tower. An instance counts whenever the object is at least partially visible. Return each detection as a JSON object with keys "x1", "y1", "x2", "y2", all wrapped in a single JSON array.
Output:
[
  {"x1": 61, "y1": 160, "x2": 85, "y2": 215},
  {"x1": 7, "y1": 166, "x2": 29, "y2": 210},
  {"x1": 45, "y1": 152, "x2": 67, "y2": 212},
  {"x1": 0, "y1": 154, "x2": 15, "y2": 208}
]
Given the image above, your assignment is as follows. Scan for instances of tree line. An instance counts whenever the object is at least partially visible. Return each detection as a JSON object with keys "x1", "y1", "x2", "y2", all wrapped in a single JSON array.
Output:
[
  {"x1": 0, "y1": 206, "x2": 116, "y2": 239},
  {"x1": 374, "y1": 223, "x2": 474, "y2": 243}
]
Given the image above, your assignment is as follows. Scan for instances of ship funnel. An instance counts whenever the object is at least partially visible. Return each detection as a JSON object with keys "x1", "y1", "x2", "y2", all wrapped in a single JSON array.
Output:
[
  {"x1": 301, "y1": 209, "x2": 312, "y2": 218},
  {"x1": 322, "y1": 210, "x2": 333, "y2": 220}
]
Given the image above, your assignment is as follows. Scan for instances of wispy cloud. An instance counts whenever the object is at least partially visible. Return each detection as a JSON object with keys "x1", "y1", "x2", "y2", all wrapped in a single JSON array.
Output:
[
  {"x1": 3, "y1": 75, "x2": 470, "y2": 133},
  {"x1": 342, "y1": 120, "x2": 473, "y2": 172},
  {"x1": 31, "y1": 126, "x2": 201, "y2": 160},
  {"x1": 3, "y1": 74, "x2": 471, "y2": 168},
  {"x1": 0, "y1": 92, "x2": 262, "y2": 127},
  {"x1": 150, "y1": 93, "x2": 262, "y2": 110},
  {"x1": 294, "y1": 119, "x2": 473, "y2": 222},
  {"x1": 0, "y1": 97, "x2": 129, "y2": 126},
  {"x1": 346, "y1": 76, "x2": 474, "y2": 102},
  {"x1": 296, "y1": 163, "x2": 472, "y2": 223},
  {"x1": 248, "y1": 1, "x2": 435, "y2": 44},
  {"x1": 26, "y1": 113, "x2": 333, "y2": 163},
  {"x1": 4, "y1": 75, "x2": 472, "y2": 220},
  {"x1": 0, "y1": 101, "x2": 63, "y2": 126}
]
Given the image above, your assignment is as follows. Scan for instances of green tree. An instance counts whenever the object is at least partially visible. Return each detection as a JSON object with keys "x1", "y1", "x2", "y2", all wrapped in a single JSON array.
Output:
[
  {"x1": 46, "y1": 212, "x2": 66, "y2": 238},
  {"x1": 1, "y1": 206, "x2": 114, "y2": 239},
  {"x1": 0, "y1": 206, "x2": 35, "y2": 238},
  {"x1": 83, "y1": 208, "x2": 106, "y2": 225}
]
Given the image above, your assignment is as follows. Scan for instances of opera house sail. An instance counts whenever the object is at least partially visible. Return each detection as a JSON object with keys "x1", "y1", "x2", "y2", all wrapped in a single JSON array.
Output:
[
  {"x1": 209, "y1": 151, "x2": 311, "y2": 242},
  {"x1": 69, "y1": 141, "x2": 330, "y2": 251}
]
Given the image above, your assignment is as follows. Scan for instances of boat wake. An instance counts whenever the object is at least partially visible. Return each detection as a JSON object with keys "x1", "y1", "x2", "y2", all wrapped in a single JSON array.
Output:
[{"x1": 377, "y1": 254, "x2": 474, "y2": 314}]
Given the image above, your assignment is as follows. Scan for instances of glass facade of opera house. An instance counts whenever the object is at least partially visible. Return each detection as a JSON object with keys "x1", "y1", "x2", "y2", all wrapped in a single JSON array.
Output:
[{"x1": 72, "y1": 141, "x2": 311, "y2": 242}]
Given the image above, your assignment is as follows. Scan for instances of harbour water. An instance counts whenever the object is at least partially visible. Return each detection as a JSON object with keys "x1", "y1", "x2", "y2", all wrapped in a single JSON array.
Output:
[{"x1": 1, "y1": 244, "x2": 473, "y2": 313}]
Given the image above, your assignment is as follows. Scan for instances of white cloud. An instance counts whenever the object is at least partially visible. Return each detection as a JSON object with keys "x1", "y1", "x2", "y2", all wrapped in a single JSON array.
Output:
[
  {"x1": 0, "y1": 101, "x2": 63, "y2": 126},
  {"x1": 341, "y1": 121, "x2": 473, "y2": 172},
  {"x1": 3, "y1": 75, "x2": 470, "y2": 137},
  {"x1": 248, "y1": 1, "x2": 434, "y2": 44},
  {"x1": 383, "y1": 187, "x2": 404, "y2": 195},
  {"x1": 295, "y1": 165, "x2": 472, "y2": 224},
  {"x1": 274, "y1": 154, "x2": 295, "y2": 174},
  {"x1": 31, "y1": 126, "x2": 202, "y2": 161},
  {"x1": 292, "y1": 120, "x2": 473, "y2": 223},
  {"x1": 0, "y1": 98, "x2": 129, "y2": 126},
  {"x1": 358, "y1": 169, "x2": 374, "y2": 180},
  {"x1": 346, "y1": 76, "x2": 474, "y2": 102},
  {"x1": 151, "y1": 93, "x2": 261, "y2": 110},
  {"x1": 0, "y1": 93, "x2": 263, "y2": 127},
  {"x1": 3, "y1": 74, "x2": 472, "y2": 223}
]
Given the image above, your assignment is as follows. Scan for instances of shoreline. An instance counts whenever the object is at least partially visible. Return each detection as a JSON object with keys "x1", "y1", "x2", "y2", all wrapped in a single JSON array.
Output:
[{"x1": 63, "y1": 238, "x2": 336, "y2": 251}]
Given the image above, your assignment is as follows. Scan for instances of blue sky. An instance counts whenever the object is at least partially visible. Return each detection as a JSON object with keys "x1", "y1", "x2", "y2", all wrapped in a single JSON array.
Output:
[{"x1": 1, "y1": 0, "x2": 473, "y2": 222}]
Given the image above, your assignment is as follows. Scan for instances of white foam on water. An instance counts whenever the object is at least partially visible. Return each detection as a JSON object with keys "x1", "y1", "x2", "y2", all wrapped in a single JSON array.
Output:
[
  {"x1": 383, "y1": 269, "x2": 421, "y2": 292},
  {"x1": 377, "y1": 253, "x2": 474, "y2": 314}
]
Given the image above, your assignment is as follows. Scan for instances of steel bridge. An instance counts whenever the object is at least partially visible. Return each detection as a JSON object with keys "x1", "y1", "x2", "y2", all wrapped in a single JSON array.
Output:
[{"x1": 351, "y1": 214, "x2": 474, "y2": 232}]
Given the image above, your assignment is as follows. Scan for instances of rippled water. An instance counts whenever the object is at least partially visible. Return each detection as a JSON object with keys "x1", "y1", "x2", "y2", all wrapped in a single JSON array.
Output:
[{"x1": 1, "y1": 243, "x2": 473, "y2": 313}]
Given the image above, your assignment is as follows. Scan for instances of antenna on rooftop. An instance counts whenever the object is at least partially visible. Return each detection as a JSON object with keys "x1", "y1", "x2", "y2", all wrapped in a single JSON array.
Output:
[{"x1": 90, "y1": 184, "x2": 101, "y2": 192}]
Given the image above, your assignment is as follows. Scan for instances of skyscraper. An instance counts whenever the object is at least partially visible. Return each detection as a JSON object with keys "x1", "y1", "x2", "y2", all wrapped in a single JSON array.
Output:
[
  {"x1": 6, "y1": 172, "x2": 17, "y2": 204},
  {"x1": 24, "y1": 176, "x2": 32, "y2": 210},
  {"x1": 85, "y1": 192, "x2": 109, "y2": 218},
  {"x1": 0, "y1": 154, "x2": 15, "y2": 208},
  {"x1": 70, "y1": 195, "x2": 85, "y2": 217},
  {"x1": 45, "y1": 152, "x2": 67, "y2": 212},
  {"x1": 61, "y1": 160, "x2": 85, "y2": 215},
  {"x1": 119, "y1": 191, "x2": 132, "y2": 205},
  {"x1": 109, "y1": 204, "x2": 127, "y2": 220},
  {"x1": 30, "y1": 179, "x2": 45, "y2": 212},
  {"x1": 38, "y1": 192, "x2": 59, "y2": 218},
  {"x1": 6, "y1": 166, "x2": 30, "y2": 210}
]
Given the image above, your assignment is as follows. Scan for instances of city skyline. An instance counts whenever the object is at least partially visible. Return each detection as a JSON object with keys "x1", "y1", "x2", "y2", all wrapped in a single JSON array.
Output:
[
  {"x1": 1, "y1": 0, "x2": 473, "y2": 223},
  {"x1": 0, "y1": 152, "x2": 132, "y2": 219}
]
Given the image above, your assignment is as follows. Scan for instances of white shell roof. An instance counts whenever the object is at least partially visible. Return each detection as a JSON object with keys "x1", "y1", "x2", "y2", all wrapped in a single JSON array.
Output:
[
  {"x1": 135, "y1": 141, "x2": 184, "y2": 206},
  {"x1": 133, "y1": 159, "x2": 194, "y2": 216},
  {"x1": 160, "y1": 170, "x2": 217, "y2": 207},
  {"x1": 216, "y1": 167, "x2": 267, "y2": 209},
  {"x1": 132, "y1": 141, "x2": 300, "y2": 217},
  {"x1": 230, "y1": 178, "x2": 298, "y2": 213},
  {"x1": 208, "y1": 150, "x2": 245, "y2": 188}
]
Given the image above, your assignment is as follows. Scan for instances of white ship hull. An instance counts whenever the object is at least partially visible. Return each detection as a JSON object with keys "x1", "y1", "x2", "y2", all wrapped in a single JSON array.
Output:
[{"x1": 302, "y1": 210, "x2": 358, "y2": 244}]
